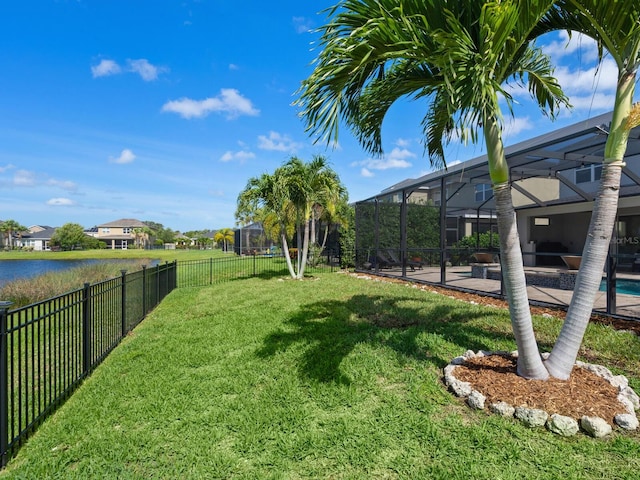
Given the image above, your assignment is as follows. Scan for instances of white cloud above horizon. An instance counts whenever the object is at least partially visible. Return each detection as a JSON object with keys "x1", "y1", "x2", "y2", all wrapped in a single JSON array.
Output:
[
  {"x1": 127, "y1": 59, "x2": 167, "y2": 81},
  {"x1": 220, "y1": 150, "x2": 256, "y2": 162},
  {"x1": 46, "y1": 197, "x2": 75, "y2": 206},
  {"x1": 91, "y1": 59, "x2": 121, "y2": 78},
  {"x1": 257, "y1": 131, "x2": 302, "y2": 153},
  {"x1": 292, "y1": 16, "x2": 313, "y2": 34},
  {"x1": 352, "y1": 146, "x2": 416, "y2": 177},
  {"x1": 91, "y1": 58, "x2": 166, "y2": 81},
  {"x1": 109, "y1": 149, "x2": 136, "y2": 164},
  {"x1": 162, "y1": 89, "x2": 260, "y2": 119}
]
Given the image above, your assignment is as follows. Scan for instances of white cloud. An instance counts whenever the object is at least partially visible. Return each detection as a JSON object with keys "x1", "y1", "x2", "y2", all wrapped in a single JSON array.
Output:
[
  {"x1": 292, "y1": 16, "x2": 313, "y2": 34},
  {"x1": 503, "y1": 117, "x2": 533, "y2": 140},
  {"x1": 91, "y1": 59, "x2": 121, "y2": 78},
  {"x1": 109, "y1": 149, "x2": 136, "y2": 164},
  {"x1": 257, "y1": 131, "x2": 302, "y2": 152},
  {"x1": 46, "y1": 198, "x2": 75, "y2": 206},
  {"x1": 361, "y1": 168, "x2": 374, "y2": 178},
  {"x1": 47, "y1": 179, "x2": 78, "y2": 192},
  {"x1": 567, "y1": 92, "x2": 617, "y2": 111},
  {"x1": 352, "y1": 147, "x2": 415, "y2": 172},
  {"x1": 14, "y1": 170, "x2": 36, "y2": 186},
  {"x1": 12, "y1": 169, "x2": 79, "y2": 192},
  {"x1": 127, "y1": 59, "x2": 167, "y2": 81},
  {"x1": 220, "y1": 150, "x2": 255, "y2": 163},
  {"x1": 162, "y1": 89, "x2": 260, "y2": 119},
  {"x1": 542, "y1": 31, "x2": 599, "y2": 64},
  {"x1": 554, "y1": 60, "x2": 618, "y2": 95},
  {"x1": 0, "y1": 164, "x2": 15, "y2": 173},
  {"x1": 229, "y1": 64, "x2": 240, "y2": 71}
]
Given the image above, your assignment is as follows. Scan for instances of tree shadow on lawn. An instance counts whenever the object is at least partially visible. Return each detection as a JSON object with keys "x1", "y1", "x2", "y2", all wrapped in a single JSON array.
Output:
[{"x1": 256, "y1": 293, "x2": 526, "y2": 384}]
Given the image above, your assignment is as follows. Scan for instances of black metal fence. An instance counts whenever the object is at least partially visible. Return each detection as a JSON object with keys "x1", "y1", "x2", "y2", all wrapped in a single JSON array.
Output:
[
  {"x1": 176, "y1": 250, "x2": 343, "y2": 288},
  {"x1": 0, "y1": 252, "x2": 345, "y2": 466},
  {"x1": 0, "y1": 261, "x2": 177, "y2": 467}
]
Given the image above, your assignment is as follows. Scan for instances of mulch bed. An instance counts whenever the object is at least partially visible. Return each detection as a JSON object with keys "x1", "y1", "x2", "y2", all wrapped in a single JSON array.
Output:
[
  {"x1": 453, "y1": 354, "x2": 627, "y2": 425},
  {"x1": 352, "y1": 272, "x2": 639, "y2": 427}
]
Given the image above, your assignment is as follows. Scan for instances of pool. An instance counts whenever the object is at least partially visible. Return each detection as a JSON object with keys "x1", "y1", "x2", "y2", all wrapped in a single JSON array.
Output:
[{"x1": 600, "y1": 278, "x2": 640, "y2": 296}]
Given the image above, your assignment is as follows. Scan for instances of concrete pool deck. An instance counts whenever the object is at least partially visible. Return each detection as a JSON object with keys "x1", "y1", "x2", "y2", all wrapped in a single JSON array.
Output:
[{"x1": 363, "y1": 265, "x2": 640, "y2": 320}]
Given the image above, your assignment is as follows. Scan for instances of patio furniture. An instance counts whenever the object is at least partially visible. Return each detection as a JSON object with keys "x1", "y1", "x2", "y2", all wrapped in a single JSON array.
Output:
[{"x1": 561, "y1": 255, "x2": 581, "y2": 270}]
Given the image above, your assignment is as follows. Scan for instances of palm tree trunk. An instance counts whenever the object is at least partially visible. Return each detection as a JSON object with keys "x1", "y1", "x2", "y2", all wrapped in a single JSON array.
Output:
[
  {"x1": 545, "y1": 73, "x2": 635, "y2": 379},
  {"x1": 485, "y1": 115, "x2": 548, "y2": 380},
  {"x1": 321, "y1": 223, "x2": 330, "y2": 250},
  {"x1": 281, "y1": 232, "x2": 297, "y2": 279},
  {"x1": 298, "y1": 218, "x2": 311, "y2": 278}
]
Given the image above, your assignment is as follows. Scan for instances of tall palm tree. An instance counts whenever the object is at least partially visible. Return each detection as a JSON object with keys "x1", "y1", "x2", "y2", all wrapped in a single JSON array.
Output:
[
  {"x1": 532, "y1": 0, "x2": 640, "y2": 379},
  {"x1": 296, "y1": 0, "x2": 569, "y2": 379},
  {"x1": 0, "y1": 219, "x2": 28, "y2": 249},
  {"x1": 214, "y1": 228, "x2": 235, "y2": 252},
  {"x1": 283, "y1": 155, "x2": 348, "y2": 277},
  {"x1": 238, "y1": 170, "x2": 299, "y2": 278},
  {"x1": 237, "y1": 157, "x2": 346, "y2": 279}
]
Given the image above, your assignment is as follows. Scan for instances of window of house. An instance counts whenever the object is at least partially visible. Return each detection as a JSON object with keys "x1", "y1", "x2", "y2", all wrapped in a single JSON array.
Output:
[
  {"x1": 534, "y1": 217, "x2": 550, "y2": 226},
  {"x1": 575, "y1": 164, "x2": 602, "y2": 184},
  {"x1": 123, "y1": 227, "x2": 132, "y2": 234},
  {"x1": 101, "y1": 228, "x2": 110, "y2": 234},
  {"x1": 475, "y1": 183, "x2": 493, "y2": 202}
]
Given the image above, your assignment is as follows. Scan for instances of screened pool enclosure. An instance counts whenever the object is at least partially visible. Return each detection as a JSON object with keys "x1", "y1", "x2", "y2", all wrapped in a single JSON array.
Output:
[{"x1": 355, "y1": 112, "x2": 640, "y2": 320}]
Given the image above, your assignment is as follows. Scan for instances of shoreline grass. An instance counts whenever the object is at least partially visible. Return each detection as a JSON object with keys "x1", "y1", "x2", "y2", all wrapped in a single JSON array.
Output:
[
  {"x1": 0, "y1": 260, "x2": 155, "y2": 308},
  {"x1": 0, "y1": 273, "x2": 638, "y2": 478},
  {"x1": 0, "y1": 248, "x2": 229, "y2": 262}
]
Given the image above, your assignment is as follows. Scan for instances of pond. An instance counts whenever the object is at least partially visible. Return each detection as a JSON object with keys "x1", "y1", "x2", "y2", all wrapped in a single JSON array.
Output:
[{"x1": 0, "y1": 259, "x2": 156, "y2": 288}]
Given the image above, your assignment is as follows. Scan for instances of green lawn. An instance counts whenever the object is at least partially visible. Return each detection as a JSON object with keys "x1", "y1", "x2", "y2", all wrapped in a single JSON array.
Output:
[{"x1": 1, "y1": 272, "x2": 638, "y2": 479}]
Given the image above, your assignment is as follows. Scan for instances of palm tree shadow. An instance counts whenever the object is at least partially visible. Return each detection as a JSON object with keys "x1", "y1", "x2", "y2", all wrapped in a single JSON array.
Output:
[{"x1": 256, "y1": 294, "x2": 517, "y2": 384}]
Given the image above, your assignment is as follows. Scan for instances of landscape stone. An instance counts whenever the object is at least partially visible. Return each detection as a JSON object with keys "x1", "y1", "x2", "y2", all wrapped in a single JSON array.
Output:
[
  {"x1": 490, "y1": 401, "x2": 515, "y2": 417},
  {"x1": 581, "y1": 416, "x2": 612, "y2": 438},
  {"x1": 514, "y1": 407, "x2": 548, "y2": 427},
  {"x1": 448, "y1": 378, "x2": 472, "y2": 398},
  {"x1": 547, "y1": 414, "x2": 579, "y2": 436},
  {"x1": 614, "y1": 413, "x2": 639, "y2": 431},
  {"x1": 467, "y1": 390, "x2": 486, "y2": 410},
  {"x1": 620, "y1": 386, "x2": 640, "y2": 410}
]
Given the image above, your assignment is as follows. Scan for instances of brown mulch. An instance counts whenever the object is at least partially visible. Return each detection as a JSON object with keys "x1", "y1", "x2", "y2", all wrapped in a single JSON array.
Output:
[
  {"x1": 351, "y1": 273, "x2": 639, "y2": 426},
  {"x1": 454, "y1": 354, "x2": 627, "y2": 425}
]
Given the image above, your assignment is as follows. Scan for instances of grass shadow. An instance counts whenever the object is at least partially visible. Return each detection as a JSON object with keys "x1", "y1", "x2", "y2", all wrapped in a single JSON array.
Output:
[{"x1": 256, "y1": 293, "x2": 517, "y2": 384}]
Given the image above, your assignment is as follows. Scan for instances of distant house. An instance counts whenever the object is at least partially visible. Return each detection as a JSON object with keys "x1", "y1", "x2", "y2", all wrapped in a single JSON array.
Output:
[
  {"x1": 94, "y1": 218, "x2": 149, "y2": 250},
  {"x1": 19, "y1": 226, "x2": 57, "y2": 251}
]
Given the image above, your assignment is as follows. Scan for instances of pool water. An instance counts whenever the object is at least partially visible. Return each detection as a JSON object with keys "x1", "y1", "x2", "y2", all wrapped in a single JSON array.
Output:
[{"x1": 599, "y1": 278, "x2": 640, "y2": 296}]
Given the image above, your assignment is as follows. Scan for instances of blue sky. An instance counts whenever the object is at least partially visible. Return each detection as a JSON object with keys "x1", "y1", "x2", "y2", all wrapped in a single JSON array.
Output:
[{"x1": 0, "y1": 1, "x2": 633, "y2": 233}]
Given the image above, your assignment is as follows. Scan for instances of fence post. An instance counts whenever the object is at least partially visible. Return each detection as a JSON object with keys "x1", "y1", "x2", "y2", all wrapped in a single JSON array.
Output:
[
  {"x1": 156, "y1": 264, "x2": 161, "y2": 306},
  {"x1": 82, "y1": 283, "x2": 92, "y2": 375},
  {"x1": 120, "y1": 270, "x2": 127, "y2": 337},
  {"x1": 173, "y1": 260, "x2": 178, "y2": 291},
  {"x1": 209, "y1": 257, "x2": 213, "y2": 285},
  {"x1": 142, "y1": 265, "x2": 147, "y2": 315},
  {"x1": 0, "y1": 301, "x2": 13, "y2": 467},
  {"x1": 253, "y1": 251, "x2": 257, "y2": 277}
]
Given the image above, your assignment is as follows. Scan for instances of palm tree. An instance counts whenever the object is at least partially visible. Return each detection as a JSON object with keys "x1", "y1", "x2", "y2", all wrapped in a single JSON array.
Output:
[
  {"x1": 238, "y1": 170, "x2": 299, "y2": 278},
  {"x1": 282, "y1": 155, "x2": 347, "y2": 277},
  {"x1": 531, "y1": 0, "x2": 640, "y2": 379},
  {"x1": 237, "y1": 156, "x2": 346, "y2": 279},
  {"x1": 296, "y1": 0, "x2": 569, "y2": 379},
  {"x1": 0, "y1": 219, "x2": 28, "y2": 249},
  {"x1": 214, "y1": 228, "x2": 235, "y2": 252}
]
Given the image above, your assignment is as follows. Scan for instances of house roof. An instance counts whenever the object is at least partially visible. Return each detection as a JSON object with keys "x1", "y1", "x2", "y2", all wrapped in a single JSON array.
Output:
[
  {"x1": 366, "y1": 111, "x2": 640, "y2": 213},
  {"x1": 21, "y1": 227, "x2": 57, "y2": 240},
  {"x1": 98, "y1": 218, "x2": 147, "y2": 228}
]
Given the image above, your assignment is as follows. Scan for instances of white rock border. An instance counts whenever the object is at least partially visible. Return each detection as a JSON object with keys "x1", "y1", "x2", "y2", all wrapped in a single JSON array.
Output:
[{"x1": 443, "y1": 350, "x2": 640, "y2": 438}]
